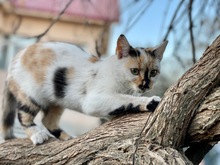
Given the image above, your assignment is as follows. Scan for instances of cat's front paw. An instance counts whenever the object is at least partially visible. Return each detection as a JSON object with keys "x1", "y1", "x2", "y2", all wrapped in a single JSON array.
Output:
[
  {"x1": 30, "y1": 130, "x2": 51, "y2": 145},
  {"x1": 146, "y1": 96, "x2": 161, "y2": 112}
]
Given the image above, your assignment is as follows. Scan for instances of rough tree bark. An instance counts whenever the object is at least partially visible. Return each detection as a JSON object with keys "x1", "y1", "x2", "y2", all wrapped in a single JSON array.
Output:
[{"x1": 0, "y1": 35, "x2": 219, "y2": 165}]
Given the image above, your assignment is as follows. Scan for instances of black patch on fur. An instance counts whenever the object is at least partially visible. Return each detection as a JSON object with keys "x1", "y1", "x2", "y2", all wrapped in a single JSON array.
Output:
[
  {"x1": 17, "y1": 112, "x2": 22, "y2": 124},
  {"x1": 129, "y1": 46, "x2": 140, "y2": 57},
  {"x1": 143, "y1": 70, "x2": 150, "y2": 89},
  {"x1": 53, "y1": 67, "x2": 68, "y2": 98},
  {"x1": 49, "y1": 129, "x2": 62, "y2": 138},
  {"x1": 138, "y1": 84, "x2": 145, "y2": 91},
  {"x1": 109, "y1": 103, "x2": 141, "y2": 116},
  {"x1": 17, "y1": 102, "x2": 37, "y2": 127},
  {"x1": 147, "y1": 100, "x2": 159, "y2": 112},
  {"x1": 3, "y1": 107, "x2": 15, "y2": 128},
  {"x1": 3, "y1": 90, "x2": 16, "y2": 128},
  {"x1": 17, "y1": 102, "x2": 38, "y2": 116},
  {"x1": 146, "y1": 49, "x2": 156, "y2": 58}
]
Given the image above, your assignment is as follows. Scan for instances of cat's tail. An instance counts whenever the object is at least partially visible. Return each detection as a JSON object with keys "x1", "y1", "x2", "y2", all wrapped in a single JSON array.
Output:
[{"x1": 1, "y1": 82, "x2": 16, "y2": 139}]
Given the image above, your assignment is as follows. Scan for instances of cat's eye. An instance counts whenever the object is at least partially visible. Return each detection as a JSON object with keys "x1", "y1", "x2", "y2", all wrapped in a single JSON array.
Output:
[
  {"x1": 150, "y1": 70, "x2": 158, "y2": 77},
  {"x1": 130, "y1": 68, "x2": 139, "y2": 75}
]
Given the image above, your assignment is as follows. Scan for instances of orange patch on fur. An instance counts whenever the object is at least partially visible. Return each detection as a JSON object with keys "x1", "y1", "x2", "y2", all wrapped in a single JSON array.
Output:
[
  {"x1": 22, "y1": 44, "x2": 55, "y2": 84},
  {"x1": 8, "y1": 79, "x2": 24, "y2": 99},
  {"x1": 19, "y1": 111, "x2": 35, "y2": 127},
  {"x1": 42, "y1": 105, "x2": 64, "y2": 130},
  {"x1": 7, "y1": 79, "x2": 36, "y2": 109},
  {"x1": 66, "y1": 67, "x2": 75, "y2": 80},
  {"x1": 42, "y1": 105, "x2": 71, "y2": 140},
  {"x1": 133, "y1": 76, "x2": 143, "y2": 86},
  {"x1": 88, "y1": 55, "x2": 99, "y2": 63},
  {"x1": 59, "y1": 131, "x2": 72, "y2": 140},
  {"x1": 125, "y1": 56, "x2": 145, "y2": 69},
  {"x1": 125, "y1": 58, "x2": 137, "y2": 69}
]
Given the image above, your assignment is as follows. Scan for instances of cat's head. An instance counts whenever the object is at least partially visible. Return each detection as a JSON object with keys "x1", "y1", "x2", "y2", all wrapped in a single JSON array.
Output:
[{"x1": 116, "y1": 34, "x2": 168, "y2": 94}]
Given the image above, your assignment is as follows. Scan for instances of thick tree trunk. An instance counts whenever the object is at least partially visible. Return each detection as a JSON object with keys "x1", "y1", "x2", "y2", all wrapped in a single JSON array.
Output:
[{"x1": 0, "y1": 35, "x2": 219, "y2": 165}]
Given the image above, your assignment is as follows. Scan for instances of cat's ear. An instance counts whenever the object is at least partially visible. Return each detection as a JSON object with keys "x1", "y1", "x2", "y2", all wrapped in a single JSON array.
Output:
[
  {"x1": 151, "y1": 40, "x2": 168, "y2": 61},
  {"x1": 116, "y1": 34, "x2": 131, "y2": 59}
]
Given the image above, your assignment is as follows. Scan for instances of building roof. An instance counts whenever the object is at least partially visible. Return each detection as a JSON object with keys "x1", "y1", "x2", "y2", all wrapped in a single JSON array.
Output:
[{"x1": 10, "y1": 0, "x2": 119, "y2": 22}]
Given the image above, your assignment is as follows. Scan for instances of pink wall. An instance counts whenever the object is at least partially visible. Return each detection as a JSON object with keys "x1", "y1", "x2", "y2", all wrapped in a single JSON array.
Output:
[{"x1": 10, "y1": 0, "x2": 119, "y2": 22}]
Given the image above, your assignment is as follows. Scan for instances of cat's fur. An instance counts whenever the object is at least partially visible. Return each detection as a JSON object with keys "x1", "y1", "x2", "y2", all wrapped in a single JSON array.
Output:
[{"x1": 1, "y1": 34, "x2": 168, "y2": 144}]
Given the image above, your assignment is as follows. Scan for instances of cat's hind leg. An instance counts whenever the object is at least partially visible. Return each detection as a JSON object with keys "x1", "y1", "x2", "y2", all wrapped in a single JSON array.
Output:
[
  {"x1": 17, "y1": 101, "x2": 50, "y2": 145},
  {"x1": 42, "y1": 105, "x2": 72, "y2": 141},
  {"x1": 1, "y1": 82, "x2": 16, "y2": 140}
]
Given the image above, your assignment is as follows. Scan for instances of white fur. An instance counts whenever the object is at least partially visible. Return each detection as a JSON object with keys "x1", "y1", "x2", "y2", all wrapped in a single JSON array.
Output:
[
  {"x1": 9, "y1": 42, "x2": 163, "y2": 116},
  {"x1": 27, "y1": 126, "x2": 51, "y2": 145}
]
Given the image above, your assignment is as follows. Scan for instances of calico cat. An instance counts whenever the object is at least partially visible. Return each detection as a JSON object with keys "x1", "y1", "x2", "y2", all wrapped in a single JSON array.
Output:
[{"x1": 1, "y1": 34, "x2": 167, "y2": 145}]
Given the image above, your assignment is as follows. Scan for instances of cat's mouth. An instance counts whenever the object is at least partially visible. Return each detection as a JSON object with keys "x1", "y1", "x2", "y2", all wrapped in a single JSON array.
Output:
[
  {"x1": 137, "y1": 84, "x2": 154, "y2": 94},
  {"x1": 131, "y1": 83, "x2": 153, "y2": 94}
]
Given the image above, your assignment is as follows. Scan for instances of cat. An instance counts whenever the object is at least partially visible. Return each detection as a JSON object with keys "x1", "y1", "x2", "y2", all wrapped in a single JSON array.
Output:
[{"x1": 1, "y1": 34, "x2": 168, "y2": 145}]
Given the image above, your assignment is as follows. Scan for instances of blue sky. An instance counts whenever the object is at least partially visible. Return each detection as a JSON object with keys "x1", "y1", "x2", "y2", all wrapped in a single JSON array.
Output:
[
  {"x1": 108, "y1": 0, "x2": 179, "y2": 55},
  {"x1": 107, "y1": 0, "x2": 219, "y2": 80},
  {"x1": 108, "y1": 0, "x2": 219, "y2": 57}
]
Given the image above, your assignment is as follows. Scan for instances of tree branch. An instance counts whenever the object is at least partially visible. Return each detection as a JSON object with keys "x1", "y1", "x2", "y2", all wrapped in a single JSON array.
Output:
[
  {"x1": 142, "y1": 35, "x2": 220, "y2": 148},
  {"x1": 188, "y1": 0, "x2": 196, "y2": 63},
  {"x1": 187, "y1": 87, "x2": 220, "y2": 144},
  {"x1": 184, "y1": 86, "x2": 220, "y2": 164},
  {"x1": 163, "y1": 0, "x2": 185, "y2": 41},
  {"x1": 0, "y1": 35, "x2": 219, "y2": 164}
]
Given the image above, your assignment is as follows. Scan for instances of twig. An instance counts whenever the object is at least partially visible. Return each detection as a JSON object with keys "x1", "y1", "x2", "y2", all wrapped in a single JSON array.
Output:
[
  {"x1": 34, "y1": 0, "x2": 74, "y2": 42},
  {"x1": 95, "y1": 23, "x2": 109, "y2": 57},
  {"x1": 163, "y1": 0, "x2": 185, "y2": 41},
  {"x1": 172, "y1": 5, "x2": 188, "y2": 27},
  {"x1": 12, "y1": 16, "x2": 22, "y2": 34},
  {"x1": 124, "y1": 0, "x2": 153, "y2": 34},
  {"x1": 188, "y1": 0, "x2": 196, "y2": 63},
  {"x1": 159, "y1": 0, "x2": 171, "y2": 39}
]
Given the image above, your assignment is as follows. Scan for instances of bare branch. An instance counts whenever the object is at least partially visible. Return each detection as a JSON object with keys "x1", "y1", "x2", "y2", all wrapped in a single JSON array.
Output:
[
  {"x1": 124, "y1": 0, "x2": 153, "y2": 34},
  {"x1": 12, "y1": 16, "x2": 22, "y2": 34},
  {"x1": 163, "y1": 0, "x2": 185, "y2": 41},
  {"x1": 34, "y1": 0, "x2": 74, "y2": 42},
  {"x1": 159, "y1": 0, "x2": 171, "y2": 38},
  {"x1": 188, "y1": 0, "x2": 196, "y2": 63}
]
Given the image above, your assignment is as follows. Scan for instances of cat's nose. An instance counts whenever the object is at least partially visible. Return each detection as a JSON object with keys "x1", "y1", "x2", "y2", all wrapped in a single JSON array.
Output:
[{"x1": 138, "y1": 84, "x2": 145, "y2": 91}]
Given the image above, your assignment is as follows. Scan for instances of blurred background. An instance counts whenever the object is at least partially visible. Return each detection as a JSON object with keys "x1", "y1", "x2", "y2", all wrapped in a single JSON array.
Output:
[{"x1": 0, "y1": 0, "x2": 219, "y2": 164}]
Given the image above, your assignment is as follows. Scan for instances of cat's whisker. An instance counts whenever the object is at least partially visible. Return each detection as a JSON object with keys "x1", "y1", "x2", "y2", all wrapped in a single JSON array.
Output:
[{"x1": 120, "y1": 87, "x2": 133, "y2": 95}]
